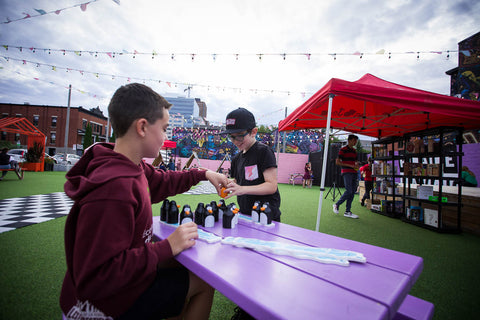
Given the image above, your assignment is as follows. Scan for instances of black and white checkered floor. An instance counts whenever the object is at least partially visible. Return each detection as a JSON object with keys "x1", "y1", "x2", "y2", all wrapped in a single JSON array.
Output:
[
  {"x1": 0, "y1": 182, "x2": 217, "y2": 234},
  {"x1": 0, "y1": 192, "x2": 74, "y2": 234},
  {"x1": 182, "y1": 181, "x2": 218, "y2": 195}
]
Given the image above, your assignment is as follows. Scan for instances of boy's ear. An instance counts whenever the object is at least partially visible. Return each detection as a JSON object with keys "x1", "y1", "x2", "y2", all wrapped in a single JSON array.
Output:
[
  {"x1": 251, "y1": 127, "x2": 258, "y2": 135},
  {"x1": 135, "y1": 118, "x2": 148, "y2": 137}
]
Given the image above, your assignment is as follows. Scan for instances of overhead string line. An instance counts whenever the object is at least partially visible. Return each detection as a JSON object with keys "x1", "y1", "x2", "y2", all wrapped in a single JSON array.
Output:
[
  {"x1": 0, "y1": 55, "x2": 312, "y2": 97},
  {"x1": 2, "y1": 0, "x2": 120, "y2": 24},
  {"x1": 1, "y1": 45, "x2": 456, "y2": 61}
]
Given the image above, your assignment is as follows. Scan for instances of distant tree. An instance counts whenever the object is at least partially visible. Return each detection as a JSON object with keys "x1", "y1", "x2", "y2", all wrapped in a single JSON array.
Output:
[
  {"x1": 356, "y1": 139, "x2": 367, "y2": 154},
  {"x1": 258, "y1": 125, "x2": 267, "y2": 133},
  {"x1": 109, "y1": 131, "x2": 116, "y2": 142},
  {"x1": 83, "y1": 123, "x2": 93, "y2": 151}
]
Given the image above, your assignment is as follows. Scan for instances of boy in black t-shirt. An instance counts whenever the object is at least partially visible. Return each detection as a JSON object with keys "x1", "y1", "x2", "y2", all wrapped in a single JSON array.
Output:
[{"x1": 222, "y1": 108, "x2": 281, "y2": 222}]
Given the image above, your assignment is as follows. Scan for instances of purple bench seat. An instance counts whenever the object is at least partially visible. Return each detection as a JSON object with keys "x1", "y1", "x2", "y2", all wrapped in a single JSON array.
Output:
[{"x1": 393, "y1": 295, "x2": 434, "y2": 320}]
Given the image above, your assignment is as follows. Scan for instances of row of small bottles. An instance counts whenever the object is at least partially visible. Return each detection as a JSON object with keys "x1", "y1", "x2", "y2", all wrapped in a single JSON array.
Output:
[
  {"x1": 160, "y1": 199, "x2": 274, "y2": 228},
  {"x1": 161, "y1": 199, "x2": 238, "y2": 228}
]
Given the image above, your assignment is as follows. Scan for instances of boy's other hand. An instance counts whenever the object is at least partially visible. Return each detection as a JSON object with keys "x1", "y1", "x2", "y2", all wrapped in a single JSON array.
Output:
[
  {"x1": 205, "y1": 170, "x2": 230, "y2": 197},
  {"x1": 166, "y1": 222, "x2": 198, "y2": 256}
]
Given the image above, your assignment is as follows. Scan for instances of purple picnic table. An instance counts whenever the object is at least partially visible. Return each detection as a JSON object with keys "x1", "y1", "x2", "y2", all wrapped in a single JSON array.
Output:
[{"x1": 152, "y1": 215, "x2": 424, "y2": 320}]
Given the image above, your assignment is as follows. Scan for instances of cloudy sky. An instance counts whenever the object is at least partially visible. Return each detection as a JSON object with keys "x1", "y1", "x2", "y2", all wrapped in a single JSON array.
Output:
[{"x1": 0, "y1": 0, "x2": 478, "y2": 126}]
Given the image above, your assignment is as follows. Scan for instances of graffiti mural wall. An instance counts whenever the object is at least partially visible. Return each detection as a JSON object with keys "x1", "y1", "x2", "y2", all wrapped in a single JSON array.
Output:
[
  {"x1": 453, "y1": 31, "x2": 480, "y2": 101},
  {"x1": 171, "y1": 128, "x2": 326, "y2": 160}
]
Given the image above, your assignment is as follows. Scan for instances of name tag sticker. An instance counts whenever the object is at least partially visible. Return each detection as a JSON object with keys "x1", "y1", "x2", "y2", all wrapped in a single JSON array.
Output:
[{"x1": 245, "y1": 165, "x2": 259, "y2": 181}]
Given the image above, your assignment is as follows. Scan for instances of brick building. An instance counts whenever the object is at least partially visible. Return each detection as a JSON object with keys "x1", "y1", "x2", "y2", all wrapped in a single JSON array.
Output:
[{"x1": 0, "y1": 103, "x2": 110, "y2": 155}]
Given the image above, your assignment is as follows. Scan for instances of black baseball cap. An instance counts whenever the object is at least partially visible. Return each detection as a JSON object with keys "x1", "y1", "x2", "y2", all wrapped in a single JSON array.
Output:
[{"x1": 221, "y1": 108, "x2": 256, "y2": 134}]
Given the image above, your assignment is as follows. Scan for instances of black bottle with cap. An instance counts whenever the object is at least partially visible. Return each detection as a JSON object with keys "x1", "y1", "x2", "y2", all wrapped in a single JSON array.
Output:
[
  {"x1": 210, "y1": 200, "x2": 219, "y2": 221},
  {"x1": 180, "y1": 204, "x2": 193, "y2": 224},
  {"x1": 167, "y1": 200, "x2": 179, "y2": 224},
  {"x1": 204, "y1": 204, "x2": 215, "y2": 227},
  {"x1": 259, "y1": 202, "x2": 273, "y2": 225},
  {"x1": 218, "y1": 199, "x2": 227, "y2": 220},
  {"x1": 251, "y1": 200, "x2": 261, "y2": 223},
  {"x1": 160, "y1": 199, "x2": 169, "y2": 222},
  {"x1": 194, "y1": 203, "x2": 206, "y2": 226},
  {"x1": 222, "y1": 205, "x2": 235, "y2": 228}
]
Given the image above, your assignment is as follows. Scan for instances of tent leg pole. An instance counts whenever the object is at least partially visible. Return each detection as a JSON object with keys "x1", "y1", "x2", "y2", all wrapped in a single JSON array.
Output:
[{"x1": 316, "y1": 94, "x2": 334, "y2": 232}]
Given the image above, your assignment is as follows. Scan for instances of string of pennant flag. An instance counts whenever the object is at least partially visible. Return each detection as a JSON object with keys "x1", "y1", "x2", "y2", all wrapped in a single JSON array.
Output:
[
  {"x1": 2, "y1": 0, "x2": 120, "y2": 24},
  {"x1": 0, "y1": 54, "x2": 311, "y2": 98},
  {"x1": 1, "y1": 44, "x2": 457, "y2": 60},
  {"x1": 3, "y1": 68, "x2": 108, "y2": 101}
]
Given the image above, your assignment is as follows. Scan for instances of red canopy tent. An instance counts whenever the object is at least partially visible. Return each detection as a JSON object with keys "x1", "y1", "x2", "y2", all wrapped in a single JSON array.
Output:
[
  {"x1": 162, "y1": 140, "x2": 176, "y2": 149},
  {"x1": 279, "y1": 73, "x2": 480, "y2": 138},
  {"x1": 278, "y1": 74, "x2": 480, "y2": 231}
]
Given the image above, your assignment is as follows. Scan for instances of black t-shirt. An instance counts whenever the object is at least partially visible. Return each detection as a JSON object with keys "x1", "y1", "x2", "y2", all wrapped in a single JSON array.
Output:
[{"x1": 230, "y1": 141, "x2": 281, "y2": 220}]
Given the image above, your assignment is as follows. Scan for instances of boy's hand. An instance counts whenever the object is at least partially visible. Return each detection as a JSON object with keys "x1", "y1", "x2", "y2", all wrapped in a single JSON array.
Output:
[
  {"x1": 205, "y1": 170, "x2": 230, "y2": 197},
  {"x1": 166, "y1": 222, "x2": 198, "y2": 256},
  {"x1": 224, "y1": 180, "x2": 242, "y2": 199}
]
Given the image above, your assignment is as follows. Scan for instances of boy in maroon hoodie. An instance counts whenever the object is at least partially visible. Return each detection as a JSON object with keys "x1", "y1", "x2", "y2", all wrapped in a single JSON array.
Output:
[{"x1": 60, "y1": 83, "x2": 229, "y2": 319}]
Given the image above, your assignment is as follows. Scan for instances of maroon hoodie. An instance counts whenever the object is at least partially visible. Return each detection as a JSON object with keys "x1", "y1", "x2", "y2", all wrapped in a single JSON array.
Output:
[{"x1": 60, "y1": 143, "x2": 207, "y2": 318}]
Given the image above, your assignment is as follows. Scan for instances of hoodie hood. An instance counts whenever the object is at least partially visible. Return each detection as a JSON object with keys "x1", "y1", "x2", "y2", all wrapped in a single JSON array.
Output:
[{"x1": 65, "y1": 143, "x2": 143, "y2": 201}]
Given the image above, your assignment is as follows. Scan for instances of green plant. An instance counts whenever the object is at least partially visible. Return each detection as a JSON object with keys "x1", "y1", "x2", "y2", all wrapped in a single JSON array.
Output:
[
  {"x1": 83, "y1": 123, "x2": 93, "y2": 151},
  {"x1": 25, "y1": 141, "x2": 44, "y2": 163}
]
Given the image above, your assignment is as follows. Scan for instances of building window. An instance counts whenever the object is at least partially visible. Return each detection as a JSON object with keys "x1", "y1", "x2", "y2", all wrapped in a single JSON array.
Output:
[
  {"x1": 15, "y1": 133, "x2": 20, "y2": 142},
  {"x1": 33, "y1": 115, "x2": 39, "y2": 126},
  {"x1": 1, "y1": 113, "x2": 8, "y2": 118},
  {"x1": 1, "y1": 131, "x2": 6, "y2": 140},
  {"x1": 83, "y1": 119, "x2": 87, "y2": 129},
  {"x1": 50, "y1": 132, "x2": 56, "y2": 144},
  {"x1": 51, "y1": 116, "x2": 57, "y2": 127},
  {"x1": 16, "y1": 114, "x2": 22, "y2": 118}
]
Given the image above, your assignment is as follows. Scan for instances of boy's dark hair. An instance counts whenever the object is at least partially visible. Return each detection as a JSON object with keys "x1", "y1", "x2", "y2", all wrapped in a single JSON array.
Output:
[
  {"x1": 108, "y1": 83, "x2": 172, "y2": 137},
  {"x1": 348, "y1": 134, "x2": 359, "y2": 141}
]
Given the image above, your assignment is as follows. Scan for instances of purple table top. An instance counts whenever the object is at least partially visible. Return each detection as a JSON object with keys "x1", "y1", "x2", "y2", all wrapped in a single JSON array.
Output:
[{"x1": 152, "y1": 216, "x2": 423, "y2": 320}]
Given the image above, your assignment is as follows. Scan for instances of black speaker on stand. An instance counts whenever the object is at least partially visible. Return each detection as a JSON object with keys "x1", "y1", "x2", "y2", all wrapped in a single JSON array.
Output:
[{"x1": 309, "y1": 143, "x2": 343, "y2": 192}]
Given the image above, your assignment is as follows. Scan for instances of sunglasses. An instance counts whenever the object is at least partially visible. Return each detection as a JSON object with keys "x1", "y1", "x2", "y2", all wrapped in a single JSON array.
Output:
[{"x1": 228, "y1": 131, "x2": 250, "y2": 142}]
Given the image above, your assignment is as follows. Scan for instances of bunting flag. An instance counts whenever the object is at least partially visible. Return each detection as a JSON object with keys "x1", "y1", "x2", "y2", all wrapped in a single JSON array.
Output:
[
  {"x1": 0, "y1": 54, "x2": 314, "y2": 98},
  {"x1": 2, "y1": 0, "x2": 120, "y2": 24},
  {"x1": 0, "y1": 44, "x2": 458, "y2": 60},
  {"x1": 0, "y1": 68, "x2": 107, "y2": 100}
]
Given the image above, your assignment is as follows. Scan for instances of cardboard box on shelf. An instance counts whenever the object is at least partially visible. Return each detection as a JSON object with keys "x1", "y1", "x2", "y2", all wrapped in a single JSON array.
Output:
[
  {"x1": 417, "y1": 185, "x2": 434, "y2": 200},
  {"x1": 424, "y1": 208, "x2": 438, "y2": 227}
]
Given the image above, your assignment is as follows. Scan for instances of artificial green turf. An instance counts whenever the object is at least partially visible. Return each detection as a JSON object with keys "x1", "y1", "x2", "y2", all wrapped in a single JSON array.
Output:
[{"x1": 1, "y1": 172, "x2": 479, "y2": 319}]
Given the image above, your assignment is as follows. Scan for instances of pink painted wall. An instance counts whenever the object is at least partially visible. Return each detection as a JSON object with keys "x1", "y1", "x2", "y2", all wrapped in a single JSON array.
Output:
[
  {"x1": 145, "y1": 153, "x2": 309, "y2": 184},
  {"x1": 145, "y1": 143, "x2": 479, "y2": 186}
]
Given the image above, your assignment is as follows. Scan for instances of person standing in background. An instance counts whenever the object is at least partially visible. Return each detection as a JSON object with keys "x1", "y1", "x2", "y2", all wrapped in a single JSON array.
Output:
[
  {"x1": 333, "y1": 134, "x2": 360, "y2": 219},
  {"x1": 359, "y1": 157, "x2": 374, "y2": 206},
  {"x1": 303, "y1": 162, "x2": 313, "y2": 188}
]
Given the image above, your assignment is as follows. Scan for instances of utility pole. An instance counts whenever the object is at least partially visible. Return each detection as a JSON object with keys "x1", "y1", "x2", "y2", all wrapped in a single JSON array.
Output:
[
  {"x1": 282, "y1": 107, "x2": 287, "y2": 152},
  {"x1": 184, "y1": 86, "x2": 192, "y2": 98},
  {"x1": 64, "y1": 84, "x2": 71, "y2": 158}
]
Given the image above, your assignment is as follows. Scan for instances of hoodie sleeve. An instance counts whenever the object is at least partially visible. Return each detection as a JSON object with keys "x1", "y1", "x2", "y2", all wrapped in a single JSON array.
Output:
[
  {"x1": 70, "y1": 181, "x2": 173, "y2": 302},
  {"x1": 143, "y1": 163, "x2": 207, "y2": 203}
]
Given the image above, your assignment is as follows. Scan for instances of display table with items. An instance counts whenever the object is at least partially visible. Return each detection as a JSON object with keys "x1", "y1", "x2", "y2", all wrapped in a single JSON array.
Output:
[
  {"x1": 152, "y1": 199, "x2": 433, "y2": 320},
  {"x1": 370, "y1": 126, "x2": 469, "y2": 233},
  {"x1": 370, "y1": 136, "x2": 404, "y2": 218},
  {"x1": 399, "y1": 184, "x2": 480, "y2": 235}
]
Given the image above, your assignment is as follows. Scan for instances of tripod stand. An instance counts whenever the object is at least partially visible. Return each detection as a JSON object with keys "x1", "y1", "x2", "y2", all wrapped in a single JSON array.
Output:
[{"x1": 324, "y1": 181, "x2": 342, "y2": 201}]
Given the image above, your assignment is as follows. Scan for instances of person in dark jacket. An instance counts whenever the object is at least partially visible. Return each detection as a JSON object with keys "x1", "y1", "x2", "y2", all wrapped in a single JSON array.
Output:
[
  {"x1": 60, "y1": 83, "x2": 228, "y2": 320},
  {"x1": 0, "y1": 148, "x2": 20, "y2": 180}
]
